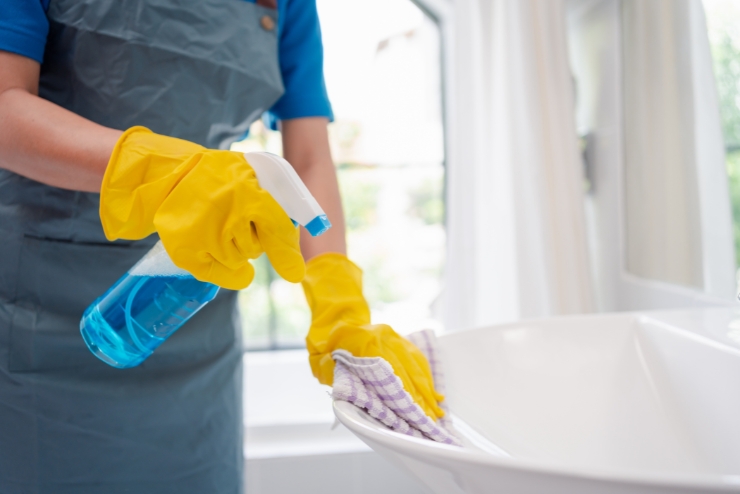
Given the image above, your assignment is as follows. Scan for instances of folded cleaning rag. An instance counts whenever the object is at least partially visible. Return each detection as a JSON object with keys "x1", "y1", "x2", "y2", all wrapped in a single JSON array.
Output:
[{"x1": 332, "y1": 330, "x2": 462, "y2": 446}]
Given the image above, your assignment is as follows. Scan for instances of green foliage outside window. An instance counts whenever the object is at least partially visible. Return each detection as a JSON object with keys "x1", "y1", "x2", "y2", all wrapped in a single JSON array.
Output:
[
  {"x1": 705, "y1": 0, "x2": 740, "y2": 266},
  {"x1": 712, "y1": 33, "x2": 740, "y2": 149},
  {"x1": 408, "y1": 177, "x2": 444, "y2": 226},
  {"x1": 337, "y1": 165, "x2": 381, "y2": 231},
  {"x1": 725, "y1": 151, "x2": 740, "y2": 267}
]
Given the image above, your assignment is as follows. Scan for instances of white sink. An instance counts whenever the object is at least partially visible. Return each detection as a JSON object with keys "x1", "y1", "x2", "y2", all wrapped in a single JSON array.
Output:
[{"x1": 334, "y1": 309, "x2": 740, "y2": 493}]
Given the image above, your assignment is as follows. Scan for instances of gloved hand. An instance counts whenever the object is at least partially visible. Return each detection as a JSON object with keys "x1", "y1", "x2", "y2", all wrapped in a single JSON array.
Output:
[
  {"x1": 100, "y1": 126, "x2": 305, "y2": 290},
  {"x1": 302, "y1": 253, "x2": 445, "y2": 420}
]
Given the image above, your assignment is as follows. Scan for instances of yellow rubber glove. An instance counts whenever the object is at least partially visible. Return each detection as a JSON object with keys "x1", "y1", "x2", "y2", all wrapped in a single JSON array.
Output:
[
  {"x1": 100, "y1": 126, "x2": 305, "y2": 289},
  {"x1": 302, "y1": 253, "x2": 445, "y2": 420}
]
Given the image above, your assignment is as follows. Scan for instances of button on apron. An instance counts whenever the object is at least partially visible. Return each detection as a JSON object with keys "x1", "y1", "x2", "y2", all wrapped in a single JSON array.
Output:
[{"x1": 261, "y1": 15, "x2": 276, "y2": 31}]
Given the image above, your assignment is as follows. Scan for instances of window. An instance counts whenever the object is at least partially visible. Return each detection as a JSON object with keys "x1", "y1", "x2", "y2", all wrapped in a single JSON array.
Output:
[
  {"x1": 704, "y1": 0, "x2": 740, "y2": 270},
  {"x1": 232, "y1": 0, "x2": 446, "y2": 350}
]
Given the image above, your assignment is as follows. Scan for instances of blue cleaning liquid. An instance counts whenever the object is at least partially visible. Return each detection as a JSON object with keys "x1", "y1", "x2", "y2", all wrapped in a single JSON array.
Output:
[{"x1": 80, "y1": 273, "x2": 219, "y2": 368}]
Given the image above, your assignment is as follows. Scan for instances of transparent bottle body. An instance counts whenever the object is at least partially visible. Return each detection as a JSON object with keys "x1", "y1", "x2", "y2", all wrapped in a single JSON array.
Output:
[{"x1": 80, "y1": 242, "x2": 219, "y2": 368}]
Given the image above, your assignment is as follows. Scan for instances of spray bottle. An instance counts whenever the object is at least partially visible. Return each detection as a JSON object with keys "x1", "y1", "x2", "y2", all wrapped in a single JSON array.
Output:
[{"x1": 80, "y1": 152, "x2": 330, "y2": 368}]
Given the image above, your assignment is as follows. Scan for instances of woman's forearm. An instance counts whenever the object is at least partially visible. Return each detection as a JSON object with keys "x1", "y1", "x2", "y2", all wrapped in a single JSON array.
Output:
[
  {"x1": 280, "y1": 117, "x2": 347, "y2": 260},
  {"x1": 0, "y1": 51, "x2": 120, "y2": 192}
]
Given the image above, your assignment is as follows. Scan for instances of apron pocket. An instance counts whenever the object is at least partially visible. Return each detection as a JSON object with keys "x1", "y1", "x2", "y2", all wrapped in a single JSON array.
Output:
[{"x1": 9, "y1": 236, "x2": 152, "y2": 372}]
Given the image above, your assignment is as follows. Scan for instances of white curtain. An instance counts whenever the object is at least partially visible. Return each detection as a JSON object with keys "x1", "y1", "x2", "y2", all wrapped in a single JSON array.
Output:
[{"x1": 443, "y1": 0, "x2": 594, "y2": 331}]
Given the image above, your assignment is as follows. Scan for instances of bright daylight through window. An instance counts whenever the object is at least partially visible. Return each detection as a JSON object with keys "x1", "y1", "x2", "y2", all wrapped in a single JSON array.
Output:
[
  {"x1": 704, "y1": 0, "x2": 740, "y2": 273},
  {"x1": 232, "y1": 0, "x2": 446, "y2": 350}
]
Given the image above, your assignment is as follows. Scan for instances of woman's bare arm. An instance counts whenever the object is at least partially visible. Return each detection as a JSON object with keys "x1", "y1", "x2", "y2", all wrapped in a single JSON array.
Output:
[
  {"x1": 280, "y1": 117, "x2": 347, "y2": 260},
  {"x1": 0, "y1": 51, "x2": 120, "y2": 192},
  {"x1": 0, "y1": 50, "x2": 346, "y2": 257}
]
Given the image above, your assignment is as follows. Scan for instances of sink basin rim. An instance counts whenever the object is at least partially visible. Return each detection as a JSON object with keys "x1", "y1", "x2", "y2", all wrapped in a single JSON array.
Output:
[{"x1": 334, "y1": 393, "x2": 740, "y2": 492}]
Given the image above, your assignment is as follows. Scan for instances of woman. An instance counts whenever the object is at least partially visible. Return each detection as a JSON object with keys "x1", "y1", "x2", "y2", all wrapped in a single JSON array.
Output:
[{"x1": 0, "y1": 0, "x2": 443, "y2": 492}]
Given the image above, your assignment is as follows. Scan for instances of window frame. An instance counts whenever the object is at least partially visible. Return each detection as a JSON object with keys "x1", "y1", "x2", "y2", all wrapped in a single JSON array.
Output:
[{"x1": 567, "y1": 0, "x2": 735, "y2": 312}]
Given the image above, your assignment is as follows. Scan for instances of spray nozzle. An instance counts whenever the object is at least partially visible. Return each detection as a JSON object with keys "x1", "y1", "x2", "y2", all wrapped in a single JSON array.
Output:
[{"x1": 244, "y1": 152, "x2": 332, "y2": 237}]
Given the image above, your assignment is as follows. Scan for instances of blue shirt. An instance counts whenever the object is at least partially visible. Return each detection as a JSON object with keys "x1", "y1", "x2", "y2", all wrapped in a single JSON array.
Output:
[{"x1": 0, "y1": 0, "x2": 333, "y2": 125}]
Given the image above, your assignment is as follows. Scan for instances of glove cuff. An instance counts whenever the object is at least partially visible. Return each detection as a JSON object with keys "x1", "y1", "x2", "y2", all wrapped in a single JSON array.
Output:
[
  {"x1": 304, "y1": 252, "x2": 361, "y2": 281},
  {"x1": 302, "y1": 253, "x2": 369, "y2": 321},
  {"x1": 100, "y1": 127, "x2": 205, "y2": 240},
  {"x1": 302, "y1": 253, "x2": 372, "y2": 362}
]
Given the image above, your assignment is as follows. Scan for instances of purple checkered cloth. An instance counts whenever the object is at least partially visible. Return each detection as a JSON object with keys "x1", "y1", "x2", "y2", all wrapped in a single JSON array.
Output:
[{"x1": 332, "y1": 330, "x2": 462, "y2": 446}]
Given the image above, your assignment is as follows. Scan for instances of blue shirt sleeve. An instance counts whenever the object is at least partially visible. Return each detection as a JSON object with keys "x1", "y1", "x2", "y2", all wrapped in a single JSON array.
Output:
[
  {"x1": 0, "y1": 0, "x2": 50, "y2": 63},
  {"x1": 266, "y1": 0, "x2": 334, "y2": 127}
]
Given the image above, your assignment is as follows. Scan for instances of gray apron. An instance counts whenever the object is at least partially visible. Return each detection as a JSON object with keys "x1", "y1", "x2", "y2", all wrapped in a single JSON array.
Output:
[{"x1": 0, "y1": 0, "x2": 284, "y2": 492}]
